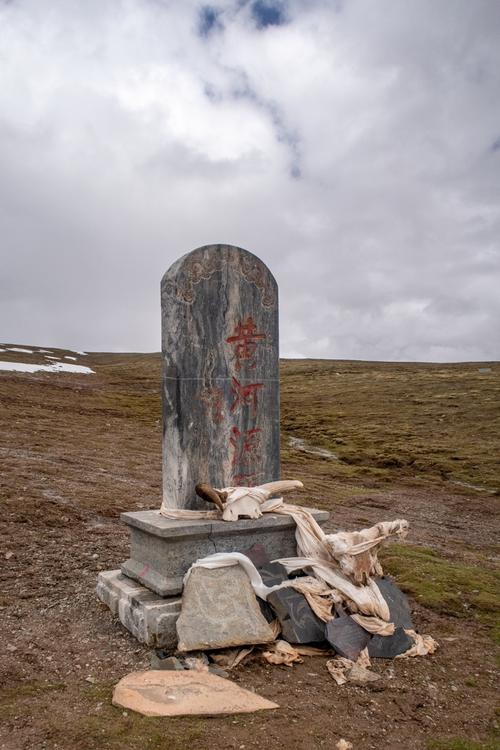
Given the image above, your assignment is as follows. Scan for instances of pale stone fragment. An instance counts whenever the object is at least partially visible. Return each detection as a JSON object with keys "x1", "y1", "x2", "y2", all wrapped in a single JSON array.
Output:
[{"x1": 112, "y1": 670, "x2": 278, "y2": 716}]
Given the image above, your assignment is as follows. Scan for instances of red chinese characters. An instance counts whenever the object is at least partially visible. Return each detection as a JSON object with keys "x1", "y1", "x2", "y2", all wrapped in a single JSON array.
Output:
[
  {"x1": 198, "y1": 314, "x2": 267, "y2": 487},
  {"x1": 229, "y1": 426, "x2": 262, "y2": 467},
  {"x1": 230, "y1": 377, "x2": 264, "y2": 417},
  {"x1": 226, "y1": 317, "x2": 266, "y2": 371}
]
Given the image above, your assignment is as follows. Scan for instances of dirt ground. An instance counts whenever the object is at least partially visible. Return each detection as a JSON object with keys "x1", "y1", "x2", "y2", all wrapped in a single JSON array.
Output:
[{"x1": 0, "y1": 347, "x2": 498, "y2": 750}]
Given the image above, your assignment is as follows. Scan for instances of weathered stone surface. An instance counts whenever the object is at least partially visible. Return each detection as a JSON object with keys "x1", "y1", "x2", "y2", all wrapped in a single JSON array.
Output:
[
  {"x1": 267, "y1": 587, "x2": 326, "y2": 644},
  {"x1": 150, "y1": 654, "x2": 185, "y2": 670},
  {"x1": 347, "y1": 663, "x2": 382, "y2": 685},
  {"x1": 112, "y1": 670, "x2": 279, "y2": 716},
  {"x1": 368, "y1": 626, "x2": 413, "y2": 658},
  {"x1": 325, "y1": 615, "x2": 371, "y2": 660},
  {"x1": 121, "y1": 508, "x2": 329, "y2": 596},
  {"x1": 96, "y1": 570, "x2": 181, "y2": 648},
  {"x1": 374, "y1": 576, "x2": 414, "y2": 629},
  {"x1": 243, "y1": 543, "x2": 271, "y2": 568},
  {"x1": 176, "y1": 566, "x2": 275, "y2": 652},
  {"x1": 161, "y1": 245, "x2": 280, "y2": 510}
]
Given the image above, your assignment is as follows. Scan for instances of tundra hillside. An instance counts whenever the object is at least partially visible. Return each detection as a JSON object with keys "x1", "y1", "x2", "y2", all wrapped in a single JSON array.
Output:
[{"x1": 1, "y1": 346, "x2": 499, "y2": 750}]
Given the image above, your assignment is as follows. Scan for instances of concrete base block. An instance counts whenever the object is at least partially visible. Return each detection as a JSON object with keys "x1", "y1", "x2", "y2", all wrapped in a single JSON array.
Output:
[
  {"x1": 96, "y1": 570, "x2": 181, "y2": 648},
  {"x1": 120, "y1": 507, "x2": 329, "y2": 597}
]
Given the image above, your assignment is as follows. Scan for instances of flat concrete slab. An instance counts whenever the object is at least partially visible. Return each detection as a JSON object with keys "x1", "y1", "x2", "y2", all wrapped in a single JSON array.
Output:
[{"x1": 120, "y1": 508, "x2": 329, "y2": 597}]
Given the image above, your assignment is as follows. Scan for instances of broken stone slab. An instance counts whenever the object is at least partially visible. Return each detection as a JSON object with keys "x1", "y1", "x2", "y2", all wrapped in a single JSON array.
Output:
[
  {"x1": 368, "y1": 626, "x2": 414, "y2": 658},
  {"x1": 113, "y1": 670, "x2": 279, "y2": 716},
  {"x1": 267, "y1": 587, "x2": 326, "y2": 644},
  {"x1": 176, "y1": 566, "x2": 275, "y2": 652},
  {"x1": 374, "y1": 576, "x2": 414, "y2": 629},
  {"x1": 258, "y1": 561, "x2": 290, "y2": 587},
  {"x1": 347, "y1": 663, "x2": 382, "y2": 686},
  {"x1": 96, "y1": 570, "x2": 180, "y2": 649},
  {"x1": 325, "y1": 616, "x2": 371, "y2": 661},
  {"x1": 121, "y1": 508, "x2": 329, "y2": 597}
]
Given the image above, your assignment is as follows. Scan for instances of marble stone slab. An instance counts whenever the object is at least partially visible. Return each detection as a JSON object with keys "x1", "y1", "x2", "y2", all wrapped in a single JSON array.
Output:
[
  {"x1": 96, "y1": 570, "x2": 181, "y2": 648},
  {"x1": 120, "y1": 508, "x2": 329, "y2": 597},
  {"x1": 161, "y1": 245, "x2": 280, "y2": 510}
]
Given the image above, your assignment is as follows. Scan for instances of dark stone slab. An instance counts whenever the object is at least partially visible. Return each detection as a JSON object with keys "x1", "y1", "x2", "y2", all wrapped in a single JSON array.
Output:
[
  {"x1": 374, "y1": 576, "x2": 414, "y2": 629},
  {"x1": 258, "y1": 561, "x2": 289, "y2": 587},
  {"x1": 267, "y1": 587, "x2": 326, "y2": 644},
  {"x1": 368, "y1": 626, "x2": 413, "y2": 658},
  {"x1": 258, "y1": 598, "x2": 276, "y2": 624},
  {"x1": 161, "y1": 245, "x2": 280, "y2": 510},
  {"x1": 325, "y1": 615, "x2": 371, "y2": 661}
]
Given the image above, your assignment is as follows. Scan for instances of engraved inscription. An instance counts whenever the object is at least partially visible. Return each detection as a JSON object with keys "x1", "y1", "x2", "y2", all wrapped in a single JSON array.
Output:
[
  {"x1": 229, "y1": 377, "x2": 264, "y2": 417},
  {"x1": 226, "y1": 317, "x2": 266, "y2": 371}
]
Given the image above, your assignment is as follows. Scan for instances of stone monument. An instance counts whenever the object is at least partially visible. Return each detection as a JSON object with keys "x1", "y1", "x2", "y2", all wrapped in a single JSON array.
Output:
[
  {"x1": 161, "y1": 244, "x2": 280, "y2": 508},
  {"x1": 97, "y1": 244, "x2": 328, "y2": 648}
]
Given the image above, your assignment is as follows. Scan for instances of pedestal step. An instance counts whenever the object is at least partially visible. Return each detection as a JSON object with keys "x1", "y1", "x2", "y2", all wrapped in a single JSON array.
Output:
[{"x1": 96, "y1": 570, "x2": 181, "y2": 648}]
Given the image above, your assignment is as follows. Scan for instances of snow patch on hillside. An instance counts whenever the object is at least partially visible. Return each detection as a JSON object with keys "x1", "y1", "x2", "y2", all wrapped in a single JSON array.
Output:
[{"x1": 0, "y1": 361, "x2": 95, "y2": 375}]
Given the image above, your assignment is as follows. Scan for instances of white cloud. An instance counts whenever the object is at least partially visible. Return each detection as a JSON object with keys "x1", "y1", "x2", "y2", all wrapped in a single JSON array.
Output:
[{"x1": 0, "y1": 0, "x2": 499, "y2": 361}]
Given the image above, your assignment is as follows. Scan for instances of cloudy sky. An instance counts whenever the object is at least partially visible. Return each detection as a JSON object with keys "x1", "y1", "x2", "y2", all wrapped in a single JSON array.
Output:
[{"x1": 1, "y1": 0, "x2": 499, "y2": 361}]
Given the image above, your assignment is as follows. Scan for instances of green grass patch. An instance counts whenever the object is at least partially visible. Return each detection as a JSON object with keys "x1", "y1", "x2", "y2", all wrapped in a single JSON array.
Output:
[
  {"x1": 79, "y1": 680, "x2": 204, "y2": 750},
  {"x1": 95, "y1": 390, "x2": 161, "y2": 422},
  {"x1": 64, "y1": 712, "x2": 204, "y2": 750},
  {"x1": 381, "y1": 544, "x2": 500, "y2": 637},
  {"x1": 427, "y1": 731, "x2": 499, "y2": 750},
  {"x1": 280, "y1": 359, "x2": 500, "y2": 492},
  {"x1": 0, "y1": 680, "x2": 66, "y2": 719}
]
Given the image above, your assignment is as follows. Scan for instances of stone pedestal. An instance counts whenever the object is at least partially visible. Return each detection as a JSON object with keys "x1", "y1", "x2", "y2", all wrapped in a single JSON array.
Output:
[
  {"x1": 96, "y1": 570, "x2": 181, "y2": 648},
  {"x1": 120, "y1": 508, "x2": 329, "y2": 597}
]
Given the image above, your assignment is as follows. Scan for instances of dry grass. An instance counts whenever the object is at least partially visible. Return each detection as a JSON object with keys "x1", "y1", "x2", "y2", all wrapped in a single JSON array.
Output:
[{"x1": 280, "y1": 358, "x2": 500, "y2": 493}]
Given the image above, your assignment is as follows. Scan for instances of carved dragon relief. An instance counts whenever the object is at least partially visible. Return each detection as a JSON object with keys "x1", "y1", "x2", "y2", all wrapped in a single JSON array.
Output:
[{"x1": 165, "y1": 247, "x2": 277, "y2": 309}]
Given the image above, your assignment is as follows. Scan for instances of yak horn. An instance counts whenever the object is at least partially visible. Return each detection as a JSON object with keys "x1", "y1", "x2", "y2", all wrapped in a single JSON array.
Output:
[
  {"x1": 256, "y1": 480, "x2": 304, "y2": 499},
  {"x1": 195, "y1": 483, "x2": 227, "y2": 512}
]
